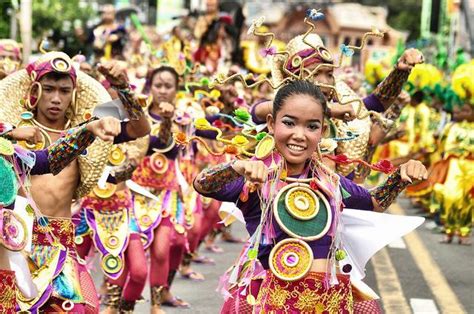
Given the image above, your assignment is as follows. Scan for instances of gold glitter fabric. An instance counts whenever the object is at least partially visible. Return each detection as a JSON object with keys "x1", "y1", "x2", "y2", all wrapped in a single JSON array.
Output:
[
  {"x1": 255, "y1": 271, "x2": 353, "y2": 314},
  {"x1": 0, "y1": 269, "x2": 16, "y2": 314}
]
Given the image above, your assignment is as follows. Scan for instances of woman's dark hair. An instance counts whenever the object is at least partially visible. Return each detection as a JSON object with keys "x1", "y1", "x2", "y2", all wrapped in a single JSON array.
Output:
[
  {"x1": 411, "y1": 90, "x2": 425, "y2": 104},
  {"x1": 143, "y1": 66, "x2": 179, "y2": 94},
  {"x1": 273, "y1": 80, "x2": 328, "y2": 117},
  {"x1": 200, "y1": 19, "x2": 243, "y2": 66}
]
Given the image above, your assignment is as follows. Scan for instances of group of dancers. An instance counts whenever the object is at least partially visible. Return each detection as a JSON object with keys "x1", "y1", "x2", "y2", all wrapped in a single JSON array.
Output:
[{"x1": 0, "y1": 2, "x2": 472, "y2": 314}]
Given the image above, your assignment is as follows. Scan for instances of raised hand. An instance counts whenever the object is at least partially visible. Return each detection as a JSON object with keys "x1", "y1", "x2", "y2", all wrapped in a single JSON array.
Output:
[
  {"x1": 86, "y1": 117, "x2": 121, "y2": 142},
  {"x1": 10, "y1": 126, "x2": 43, "y2": 144},
  {"x1": 157, "y1": 102, "x2": 175, "y2": 118},
  {"x1": 397, "y1": 48, "x2": 424, "y2": 71},
  {"x1": 400, "y1": 159, "x2": 428, "y2": 183},
  {"x1": 97, "y1": 61, "x2": 128, "y2": 88},
  {"x1": 232, "y1": 160, "x2": 269, "y2": 184}
]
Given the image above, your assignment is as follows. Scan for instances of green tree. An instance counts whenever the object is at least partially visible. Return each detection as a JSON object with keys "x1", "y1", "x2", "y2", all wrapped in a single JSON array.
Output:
[
  {"x1": 346, "y1": 0, "x2": 422, "y2": 41},
  {"x1": 32, "y1": 0, "x2": 96, "y2": 55},
  {"x1": 0, "y1": 1, "x2": 14, "y2": 39}
]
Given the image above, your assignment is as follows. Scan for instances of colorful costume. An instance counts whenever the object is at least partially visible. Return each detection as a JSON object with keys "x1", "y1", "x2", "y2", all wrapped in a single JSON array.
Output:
[
  {"x1": 195, "y1": 151, "x2": 421, "y2": 313},
  {"x1": 131, "y1": 110, "x2": 191, "y2": 307},
  {"x1": 430, "y1": 121, "x2": 474, "y2": 239},
  {"x1": 190, "y1": 11, "x2": 425, "y2": 313},
  {"x1": 0, "y1": 51, "x2": 113, "y2": 312},
  {"x1": 0, "y1": 121, "x2": 105, "y2": 313}
]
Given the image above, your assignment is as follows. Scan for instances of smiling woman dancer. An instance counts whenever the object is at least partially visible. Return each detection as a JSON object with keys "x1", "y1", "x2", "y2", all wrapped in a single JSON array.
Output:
[{"x1": 194, "y1": 80, "x2": 427, "y2": 313}]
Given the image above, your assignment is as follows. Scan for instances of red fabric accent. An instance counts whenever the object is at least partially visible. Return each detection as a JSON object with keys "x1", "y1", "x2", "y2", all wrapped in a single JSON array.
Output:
[
  {"x1": 26, "y1": 59, "x2": 77, "y2": 86},
  {"x1": 33, "y1": 217, "x2": 75, "y2": 249},
  {"x1": 0, "y1": 269, "x2": 16, "y2": 314},
  {"x1": 255, "y1": 271, "x2": 353, "y2": 313},
  {"x1": 220, "y1": 278, "x2": 262, "y2": 314},
  {"x1": 354, "y1": 299, "x2": 383, "y2": 313},
  {"x1": 149, "y1": 220, "x2": 187, "y2": 287},
  {"x1": 122, "y1": 234, "x2": 148, "y2": 301}
]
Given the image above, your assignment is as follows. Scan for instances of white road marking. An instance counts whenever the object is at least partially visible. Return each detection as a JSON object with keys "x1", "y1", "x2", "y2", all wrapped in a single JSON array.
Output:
[{"x1": 410, "y1": 298, "x2": 439, "y2": 314}]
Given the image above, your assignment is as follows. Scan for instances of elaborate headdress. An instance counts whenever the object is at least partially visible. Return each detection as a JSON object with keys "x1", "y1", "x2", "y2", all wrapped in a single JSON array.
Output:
[
  {"x1": 0, "y1": 39, "x2": 22, "y2": 77},
  {"x1": 0, "y1": 39, "x2": 22, "y2": 61},
  {"x1": 0, "y1": 51, "x2": 113, "y2": 197},
  {"x1": 211, "y1": 10, "x2": 384, "y2": 118}
]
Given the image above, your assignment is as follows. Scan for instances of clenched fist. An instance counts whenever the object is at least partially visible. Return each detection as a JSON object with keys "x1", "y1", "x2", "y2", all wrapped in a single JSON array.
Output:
[
  {"x1": 9, "y1": 126, "x2": 43, "y2": 144},
  {"x1": 399, "y1": 159, "x2": 428, "y2": 183},
  {"x1": 86, "y1": 117, "x2": 121, "y2": 142},
  {"x1": 232, "y1": 160, "x2": 269, "y2": 184},
  {"x1": 157, "y1": 102, "x2": 175, "y2": 118},
  {"x1": 98, "y1": 61, "x2": 129, "y2": 88},
  {"x1": 397, "y1": 48, "x2": 424, "y2": 71}
]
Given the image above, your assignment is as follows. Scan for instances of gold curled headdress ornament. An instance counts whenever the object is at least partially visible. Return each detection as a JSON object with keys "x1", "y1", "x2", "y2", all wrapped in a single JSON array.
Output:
[
  {"x1": 0, "y1": 39, "x2": 22, "y2": 61},
  {"x1": 210, "y1": 9, "x2": 385, "y2": 118},
  {"x1": 0, "y1": 39, "x2": 22, "y2": 76},
  {"x1": 150, "y1": 38, "x2": 200, "y2": 77},
  {"x1": 0, "y1": 51, "x2": 113, "y2": 198}
]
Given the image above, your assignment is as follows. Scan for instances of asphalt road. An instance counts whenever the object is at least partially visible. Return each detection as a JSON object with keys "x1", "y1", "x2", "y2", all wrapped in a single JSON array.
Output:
[{"x1": 93, "y1": 197, "x2": 473, "y2": 313}]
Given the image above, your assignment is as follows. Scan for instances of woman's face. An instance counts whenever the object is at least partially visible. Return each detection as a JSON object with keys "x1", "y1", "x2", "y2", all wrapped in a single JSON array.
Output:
[
  {"x1": 267, "y1": 94, "x2": 326, "y2": 174},
  {"x1": 150, "y1": 71, "x2": 177, "y2": 105}
]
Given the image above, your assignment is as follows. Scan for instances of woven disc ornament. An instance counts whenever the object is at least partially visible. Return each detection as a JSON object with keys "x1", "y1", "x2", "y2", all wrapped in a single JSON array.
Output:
[
  {"x1": 0, "y1": 209, "x2": 28, "y2": 251},
  {"x1": 93, "y1": 183, "x2": 117, "y2": 199},
  {"x1": 269, "y1": 238, "x2": 313, "y2": 281},
  {"x1": 273, "y1": 182, "x2": 331, "y2": 241},
  {"x1": 0, "y1": 156, "x2": 18, "y2": 206},
  {"x1": 150, "y1": 152, "x2": 168, "y2": 174},
  {"x1": 255, "y1": 135, "x2": 275, "y2": 160},
  {"x1": 101, "y1": 253, "x2": 122, "y2": 274},
  {"x1": 108, "y1": 147, "x2": 126, "y2": 166}
]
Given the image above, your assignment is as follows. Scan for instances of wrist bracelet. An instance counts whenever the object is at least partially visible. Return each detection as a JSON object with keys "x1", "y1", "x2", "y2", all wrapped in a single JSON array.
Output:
[{"x1": 370, "y1": 168, "x2": 409, "y2": 211}]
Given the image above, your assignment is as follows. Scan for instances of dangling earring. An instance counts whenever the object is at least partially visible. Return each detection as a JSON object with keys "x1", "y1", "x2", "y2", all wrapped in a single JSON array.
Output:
[
  {"x1": 25, "y1": 82, "x2": 42, "y2": 110},
  {"x1": 254, "y1": 133, "x2": 275, "y2": 160},
  {"x1": 70, "y1": 88, "x2": 77, "y2": 116},
  {"x1": 316, "y1": 143, "x2": 324, "y2": 162}
]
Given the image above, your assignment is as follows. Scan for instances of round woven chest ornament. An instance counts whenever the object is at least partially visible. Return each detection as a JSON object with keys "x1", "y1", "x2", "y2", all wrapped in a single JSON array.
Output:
[
  {"x1": 93, "y1": 183, "x2": 117, "y2": 199},
  {"x1": 269, "y1": 238, "x2": 313, "y2": 281},
  {"x1": 150, "y1": 152, "x2": 168, "y2": 174},
  {"x1": 101, "y1": 254, "x2": 122, "y2": 274},
  {"x1": 0, "y1": 209, "x2": 28, "y2": 251},
  {"x1": 255, "y1": 135, "x2": 275, "y2": 160},
  {"x1": 284, "y1": 185, "x2": 319, "y2": 220},
  {"x1": 108, "y1": 147, "x2": 125, "y2": 166},
  {"x1": 273, "y1": 182, "x2": 331, "y2": 241},
  {"x1": 0, "y1": 156, "x2": 18, "y2": 206}
]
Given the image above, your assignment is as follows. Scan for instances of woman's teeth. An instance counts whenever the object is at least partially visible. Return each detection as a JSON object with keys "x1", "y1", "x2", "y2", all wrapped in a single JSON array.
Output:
[{"x1": 288, "y1": 144, "x2": 305, "y2": 151}]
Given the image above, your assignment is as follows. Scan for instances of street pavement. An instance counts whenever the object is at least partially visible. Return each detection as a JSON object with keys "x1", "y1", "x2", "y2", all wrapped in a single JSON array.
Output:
[{"x1": 94, "y1": 197, "x2": 474, "y2": 313}]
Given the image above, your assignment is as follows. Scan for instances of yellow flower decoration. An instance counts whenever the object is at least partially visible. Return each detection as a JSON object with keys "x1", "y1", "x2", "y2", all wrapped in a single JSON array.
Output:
[
  {"x1": 231, "y1": 135, "x2": 249, "y2": 147},
  {"x1": 194, "y1": 118, "x2": 212, "y2": 130},
  {"x1": 408, "y1": 63, "x2": 443, "y2": 89}
]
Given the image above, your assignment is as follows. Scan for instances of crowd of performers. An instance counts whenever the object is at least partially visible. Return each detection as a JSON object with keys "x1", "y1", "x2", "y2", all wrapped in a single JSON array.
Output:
[{"x1": 0, "y1": 2, "x2": 472, "y2": 314}]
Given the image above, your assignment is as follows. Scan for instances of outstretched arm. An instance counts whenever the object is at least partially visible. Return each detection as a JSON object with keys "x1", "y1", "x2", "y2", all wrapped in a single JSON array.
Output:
[
  {"x1": 370, "y1": 160, "x2": 427, "y2": 212},
  {"x1": 98, "y1": 61, "x2": 151, "y2": 141},
  {"x1": 372, "y1": 48, "x2": 424, "y2": 111}
]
